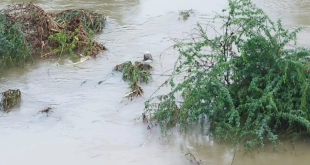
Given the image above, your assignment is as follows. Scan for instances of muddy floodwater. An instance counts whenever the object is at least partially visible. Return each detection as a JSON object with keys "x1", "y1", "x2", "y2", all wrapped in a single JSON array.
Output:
[{"x1": 0, "y1": 0, "x2": 310, "y2": 165}]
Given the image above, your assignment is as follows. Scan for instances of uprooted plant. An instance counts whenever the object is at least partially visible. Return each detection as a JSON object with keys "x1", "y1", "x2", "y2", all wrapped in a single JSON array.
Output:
[
  {"x1": 114, "y1": 61, "x2": 153, "y2": 100},
  {"x1": 144, "y1": 0, "x2": 310, "y2": 151},
  {"x1": 0, "y1": 2, "x2": 106, "y2": 70}
]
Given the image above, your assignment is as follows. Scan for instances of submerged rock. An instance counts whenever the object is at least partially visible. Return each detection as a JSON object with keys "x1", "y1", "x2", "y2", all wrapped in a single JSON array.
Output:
[{"x1": 143, "y1": 51, "x2": 153, "y2": 62}]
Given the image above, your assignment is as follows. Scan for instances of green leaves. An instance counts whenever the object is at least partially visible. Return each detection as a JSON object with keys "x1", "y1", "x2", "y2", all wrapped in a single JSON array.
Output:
[
  {"x1": 0, "y1": 14, "x2": 32, "y2": 70},
  {"x1": 144, "y1": 0, "x2": 310, "y2": 150},
  {"x1": 114, "y1": 61, "x2": 153, "y2": 99}
]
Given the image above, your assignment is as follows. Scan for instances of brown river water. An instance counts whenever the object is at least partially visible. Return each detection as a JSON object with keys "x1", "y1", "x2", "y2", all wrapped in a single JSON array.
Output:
[{"x1": 0, "y1": 0, "x2": 310, "y2": 165}]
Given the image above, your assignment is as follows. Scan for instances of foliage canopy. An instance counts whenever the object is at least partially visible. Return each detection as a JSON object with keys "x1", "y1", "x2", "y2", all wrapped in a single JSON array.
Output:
[{"x1": 144, "y1": 0, "x2": 310, "y2": 150}]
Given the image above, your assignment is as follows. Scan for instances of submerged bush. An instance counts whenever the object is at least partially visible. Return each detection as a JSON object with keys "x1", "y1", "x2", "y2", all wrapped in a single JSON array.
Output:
[
  {"x1": 144, "y1": 0, "x2": 310, "y2": 150},
  {"x1": 0, "y1": 13, "x2": 32, "y2": 69}
]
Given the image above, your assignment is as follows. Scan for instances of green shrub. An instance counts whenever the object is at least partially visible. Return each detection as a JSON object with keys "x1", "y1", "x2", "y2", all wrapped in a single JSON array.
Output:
[
  {"x1": 144, "y1": 0, "x2": 310, "y2": 150},
  {"x1": 0, "y1": 13, "x2": 32, "y2": 70}
]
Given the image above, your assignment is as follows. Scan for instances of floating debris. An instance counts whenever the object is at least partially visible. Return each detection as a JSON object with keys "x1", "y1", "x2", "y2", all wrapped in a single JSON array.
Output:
[
  {"x1": 0, "y1": 89, "x2": 21, "y2": 112},
  {"x1": 185, "y1": 153, "x2": 202, "y2": 165},
  {"x1": 124, "y1": 82, "x2": 144, "y2": 99},
  {"x1": 114, "y1": 61, "x2": 153, "y2": 82},
  {"x1": 142, "y1": 112, "x2": 149, "y2": 124},
  {"x1": 114, "y1": 60, "x2": 153, "y2": 100},
  {"x1": 179, "y1": 9, "x2": 194, "y2": 20},
  {"x1": 39, "y1": 107, "x2": 53, "y2": 116},
  {"x1": 80, "y1": 80, "x2": 87, "y2": 86},
  {"x1": 39, "y1": 107, "x2": 52, "y2": 113}
]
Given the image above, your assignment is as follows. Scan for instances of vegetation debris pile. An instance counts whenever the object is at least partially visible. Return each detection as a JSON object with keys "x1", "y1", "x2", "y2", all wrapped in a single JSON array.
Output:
[
  {"x1": 0, "y1": 2, "x2": 106, "y2": 70},
  {"x1": 52, "y1": 9, "x2": 105, "y2": 33},
  {"x1": 47, "y1": 8, "x2": 106, "y2": 57}
]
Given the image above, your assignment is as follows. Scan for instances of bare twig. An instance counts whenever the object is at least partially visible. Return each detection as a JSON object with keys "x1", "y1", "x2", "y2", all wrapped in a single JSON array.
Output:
[
  {"x1": 140, "y1": 134, "x2": 152, "y2": 147},
  {"x1": 231, "y1": 148, "x2": 237, "y2": 165}
]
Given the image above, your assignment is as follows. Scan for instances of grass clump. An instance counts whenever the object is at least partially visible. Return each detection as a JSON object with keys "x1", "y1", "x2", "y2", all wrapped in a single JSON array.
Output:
[
  {"x1": 114, "y1": 61, "x2": 153, "y2": 100},
  {"x1": 144, "y1": 0, "x2": 310, "y2": 151}
]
